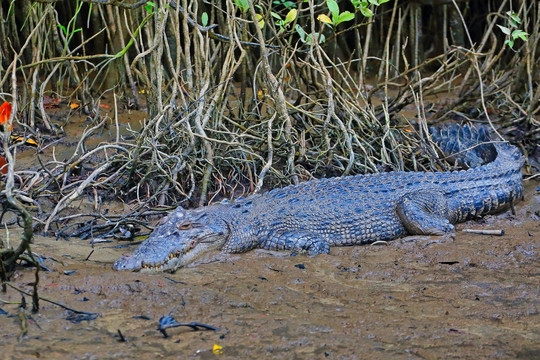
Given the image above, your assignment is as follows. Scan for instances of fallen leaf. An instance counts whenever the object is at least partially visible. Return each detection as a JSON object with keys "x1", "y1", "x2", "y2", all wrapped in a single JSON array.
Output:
[
  {"x1": 25, "y1": 138, "x2": 38, "y2": 146},
  {"x1": 11, "y1": 136, "x2": 38, "y2": 147},
  {"x1": 70, "y1": 103, "x2": 80, "y2": 109},
  {"x1": 212, "y1": 344, "x2": 223, "y2": 355}
]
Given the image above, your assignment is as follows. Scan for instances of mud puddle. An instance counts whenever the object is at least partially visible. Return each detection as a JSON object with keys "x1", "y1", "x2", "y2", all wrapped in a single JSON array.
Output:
[{"x1": 0, "y1": 183, "x2": 538, "y2": 359}]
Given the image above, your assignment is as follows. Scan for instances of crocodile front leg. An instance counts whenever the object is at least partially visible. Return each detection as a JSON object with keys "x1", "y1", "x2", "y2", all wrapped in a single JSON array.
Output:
[
  {"x1": 262, "y1": 231, "x2": 331, "y2": 256},
  {"x1": 395, "y1": 189, "x2": 455, "y2": 236}
]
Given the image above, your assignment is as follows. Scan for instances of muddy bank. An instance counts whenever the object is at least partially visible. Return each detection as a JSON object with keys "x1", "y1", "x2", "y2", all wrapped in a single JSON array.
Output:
[{"x1": 1, "y1": 184, "x2": 539, "y2": 359}]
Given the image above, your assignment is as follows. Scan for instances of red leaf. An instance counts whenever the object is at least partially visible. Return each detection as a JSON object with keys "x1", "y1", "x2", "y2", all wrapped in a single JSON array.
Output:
[
  {"x1": 0, "y1": 154, "x2": 7, "y2": 175},
  {"x1": 0, "y1": 102, "x2": 12, "y2": 131}
]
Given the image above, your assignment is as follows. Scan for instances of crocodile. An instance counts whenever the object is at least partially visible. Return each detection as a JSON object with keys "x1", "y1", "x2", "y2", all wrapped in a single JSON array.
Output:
[{"x1": 113, "y1": 125, "x2": 524, "y2": 272}]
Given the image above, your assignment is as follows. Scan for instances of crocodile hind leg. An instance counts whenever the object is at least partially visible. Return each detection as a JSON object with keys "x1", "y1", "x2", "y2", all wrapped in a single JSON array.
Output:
[
  {"x1": 262, "y1": 231, "x2": 330, "y2": 256},
  {"x1": 395, "y1": 189, "x2": 455, "y2": 236}
]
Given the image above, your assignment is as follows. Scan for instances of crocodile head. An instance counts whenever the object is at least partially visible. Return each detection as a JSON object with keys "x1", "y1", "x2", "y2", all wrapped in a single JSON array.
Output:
[{"x1": 113, "y1": 206, "x2": 229, "y2": 272}]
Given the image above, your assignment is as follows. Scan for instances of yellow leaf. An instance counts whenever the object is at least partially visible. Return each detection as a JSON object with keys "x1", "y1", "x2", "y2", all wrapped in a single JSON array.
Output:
[
  {"x1": 256, "y1": 14, "x2": 264, "y2": 29},
  {"x1": 285, "y1": 9, "x2": 297, "y2": 24},
  {"x1": 25, "y1": 138, "x2": 38, "y2": 146},
  {"x1": 212, "y1": 344, "x2": 223, "y2": 354},
  {"x1": 317, "y1": 14, "x2": 332, "y2": 24}
]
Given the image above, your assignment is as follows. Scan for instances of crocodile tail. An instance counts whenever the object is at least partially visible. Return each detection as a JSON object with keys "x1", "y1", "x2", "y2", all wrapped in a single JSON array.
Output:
[
  {"x1": 429, "y1": 123, "x2": 500, "y2": 168},
  {"x1": 492, "y1": 141, "x2": 525, "y2": 166}
]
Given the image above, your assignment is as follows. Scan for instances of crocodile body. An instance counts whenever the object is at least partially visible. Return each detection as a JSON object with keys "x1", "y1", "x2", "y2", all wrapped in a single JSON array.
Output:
[{"x1": 113, "y1": 125, "x2": 524, "y2": 272}]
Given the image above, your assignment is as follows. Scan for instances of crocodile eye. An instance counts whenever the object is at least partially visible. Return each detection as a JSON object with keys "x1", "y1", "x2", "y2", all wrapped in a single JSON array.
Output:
[{"x1": 178, "y1": 221, "x2": 192, "y2": 230}]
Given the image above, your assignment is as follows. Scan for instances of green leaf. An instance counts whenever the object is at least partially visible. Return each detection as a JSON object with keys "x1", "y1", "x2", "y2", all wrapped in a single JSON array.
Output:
[
  {"x1": 507, "y1": 11, "x2": 522, "y2": 25},
  {"x1": 295, "y1": 24, "x2": 307, "y2": 41},
  {"x1": 360, "y1": 7, "x2": 374, "y2": 17},
  {"x1": 378, "y1": 0, "x2": 391, "y2": 3},
  {"x1": 497, "y1": 24, "x2": 511, "y2": 36},
  {"x1": 284, "y1": 1, "x2": 295, "y2": 8},
  {"x1": 336, "y1": 11, "x2": 355, "y2": 25},
  {"x1": 327, "y1": 0, "x2": 339, "y2": 20},
  {"x1": 271, "y1": 12, "x2": 282, "y2": 20},
  {"x1": 511, "y1": 29, "x2": 529, "y2": 40},
  {"x1": 201, "y1": 12, "x2": 208, "y2": 27},
  {"x1": 368, "y1": 0, "x2": 379, "y2": 5},
  {"x1": 57, "y1": 24, "x2": 66, "y2": 35},
  {"x1": 505, "y1": 39, "x2": 514, "y2": 49},
  {"x1": 145, "y1": 1, "x2": 155, "y2": 13},
  {"x1": 235, "y1": 0, "x2": 249, "y2": 12}
]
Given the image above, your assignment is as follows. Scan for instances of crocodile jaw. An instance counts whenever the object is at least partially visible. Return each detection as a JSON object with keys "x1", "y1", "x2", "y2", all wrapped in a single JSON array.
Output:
[
  {"x1": 113, "y1": 207, "x2": 229, "y2": 272},
  {"x1": 113, "y1": 236, "x2": 225, "y2": 273}
]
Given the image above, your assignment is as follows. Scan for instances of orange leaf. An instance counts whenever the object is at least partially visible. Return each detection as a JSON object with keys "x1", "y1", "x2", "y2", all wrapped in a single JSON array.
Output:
[
  {"x1": 25, "y1": 138, "x2": 38, "y2": 146},
  {"x1": 70, "y1": 103, "x2": 80, "y2": 109},
  {"x1": 0, "y1": 102, "x2": 13, "y2": 131},
  {"x1": 99, "y1": 104, "x2": 110, "y2": 109}
]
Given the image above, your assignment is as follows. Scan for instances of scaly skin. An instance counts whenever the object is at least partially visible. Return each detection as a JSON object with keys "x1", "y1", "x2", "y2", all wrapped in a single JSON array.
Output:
[{"x1": 113, "y1": 126, "x2": 524, "y2": 272}]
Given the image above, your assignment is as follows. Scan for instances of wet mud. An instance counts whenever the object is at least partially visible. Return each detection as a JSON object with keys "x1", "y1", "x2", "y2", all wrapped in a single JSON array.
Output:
[{"x1": 1, "y1": 183, "x2": 539, "y2": 359}]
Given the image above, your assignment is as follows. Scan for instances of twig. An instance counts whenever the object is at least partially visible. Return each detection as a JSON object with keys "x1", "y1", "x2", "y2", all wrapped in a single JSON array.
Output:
[{"x1": 462, "y1": 229, "x2": 505, "y2": 236}]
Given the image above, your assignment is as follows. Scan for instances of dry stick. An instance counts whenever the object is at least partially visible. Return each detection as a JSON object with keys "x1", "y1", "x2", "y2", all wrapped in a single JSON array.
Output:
[
  {"x1": 188, "y1": 10, "x2": 214, "y2": 205},
  {"x1": 172, "y1": 3, "x2": 187, "y2": 108},
  {"x1": 29, "y1": 32, "x2": 42, "y2": 129},
  {"x1": 43, "y1": 162, "x2": 112, "y2": 234},
  {"x1": 522, "y1": 3, "x2": 537, "y2": 116},
  {"x1": 0, "y1": 5, "x2": 51, "y2": 90},
  {"x1": 192, "y1": 80, "x2": 214, "y2": 206},
  {"x1": 247, "y1": 0, "x2": 296, "y2": 184},
  {"x1": 315, "y1": 49, "x2": 355, "y2": 174},
  {"x1": 37, "y1": 62, "x2": 61, "y2": 132},
  {"x1": 80, "y1": 0, "x2": 147, "y2": 8},
  {"x1": 394, "y1": 6, "x2": 407, "y2": 79},
  {"x1": 115, "y1": 7, "x2": 140, "y2": 109},
  {"x1": 379, "y1": 1, "x2": 400, "y2": 169},
  {"x1": 457, "y1": 0, "x2": 508, "y2": 97},
  {"x1": 6, "y1": 283, "x2": 98, "y2": 317},
  {"x1": 255, "y1": 113, "x2": 276, "y2": 193},
  {"x1": 181, "y1": 0, "x2": 193, "y2": 90},
  {"x1": 155, "y1": 5, "x2": 169, "y2": 113},
  {"x1": 1, "y1": 56, "x2": 38, "y2": 311},
  {"x1": 161, "y1": 11, "x2": 180, "y2": 109},
  {"x1": 360, "y1": 6, "x2": 373, "y2": 86},
  {"x1": 307, "y1": 0, "x2": 332, "y2": 170},
  {"x1": 462, "y1": 229, "x2": 505, "y2": 236},
  {"x1": 451, "y1": 0, "x2": 503, "y2": 140},
  {"x1": 193, "y1": 31, "x2": 247, "y2": 202}
]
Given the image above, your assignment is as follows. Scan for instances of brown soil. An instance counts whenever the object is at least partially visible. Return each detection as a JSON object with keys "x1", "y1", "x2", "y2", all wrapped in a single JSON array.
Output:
[
  {"x1": 1, "y1": 101, "x2": 539, "y2": 359},
  {"x1": 1, "y1": 182, "x2": 539, "y2": 359}
]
